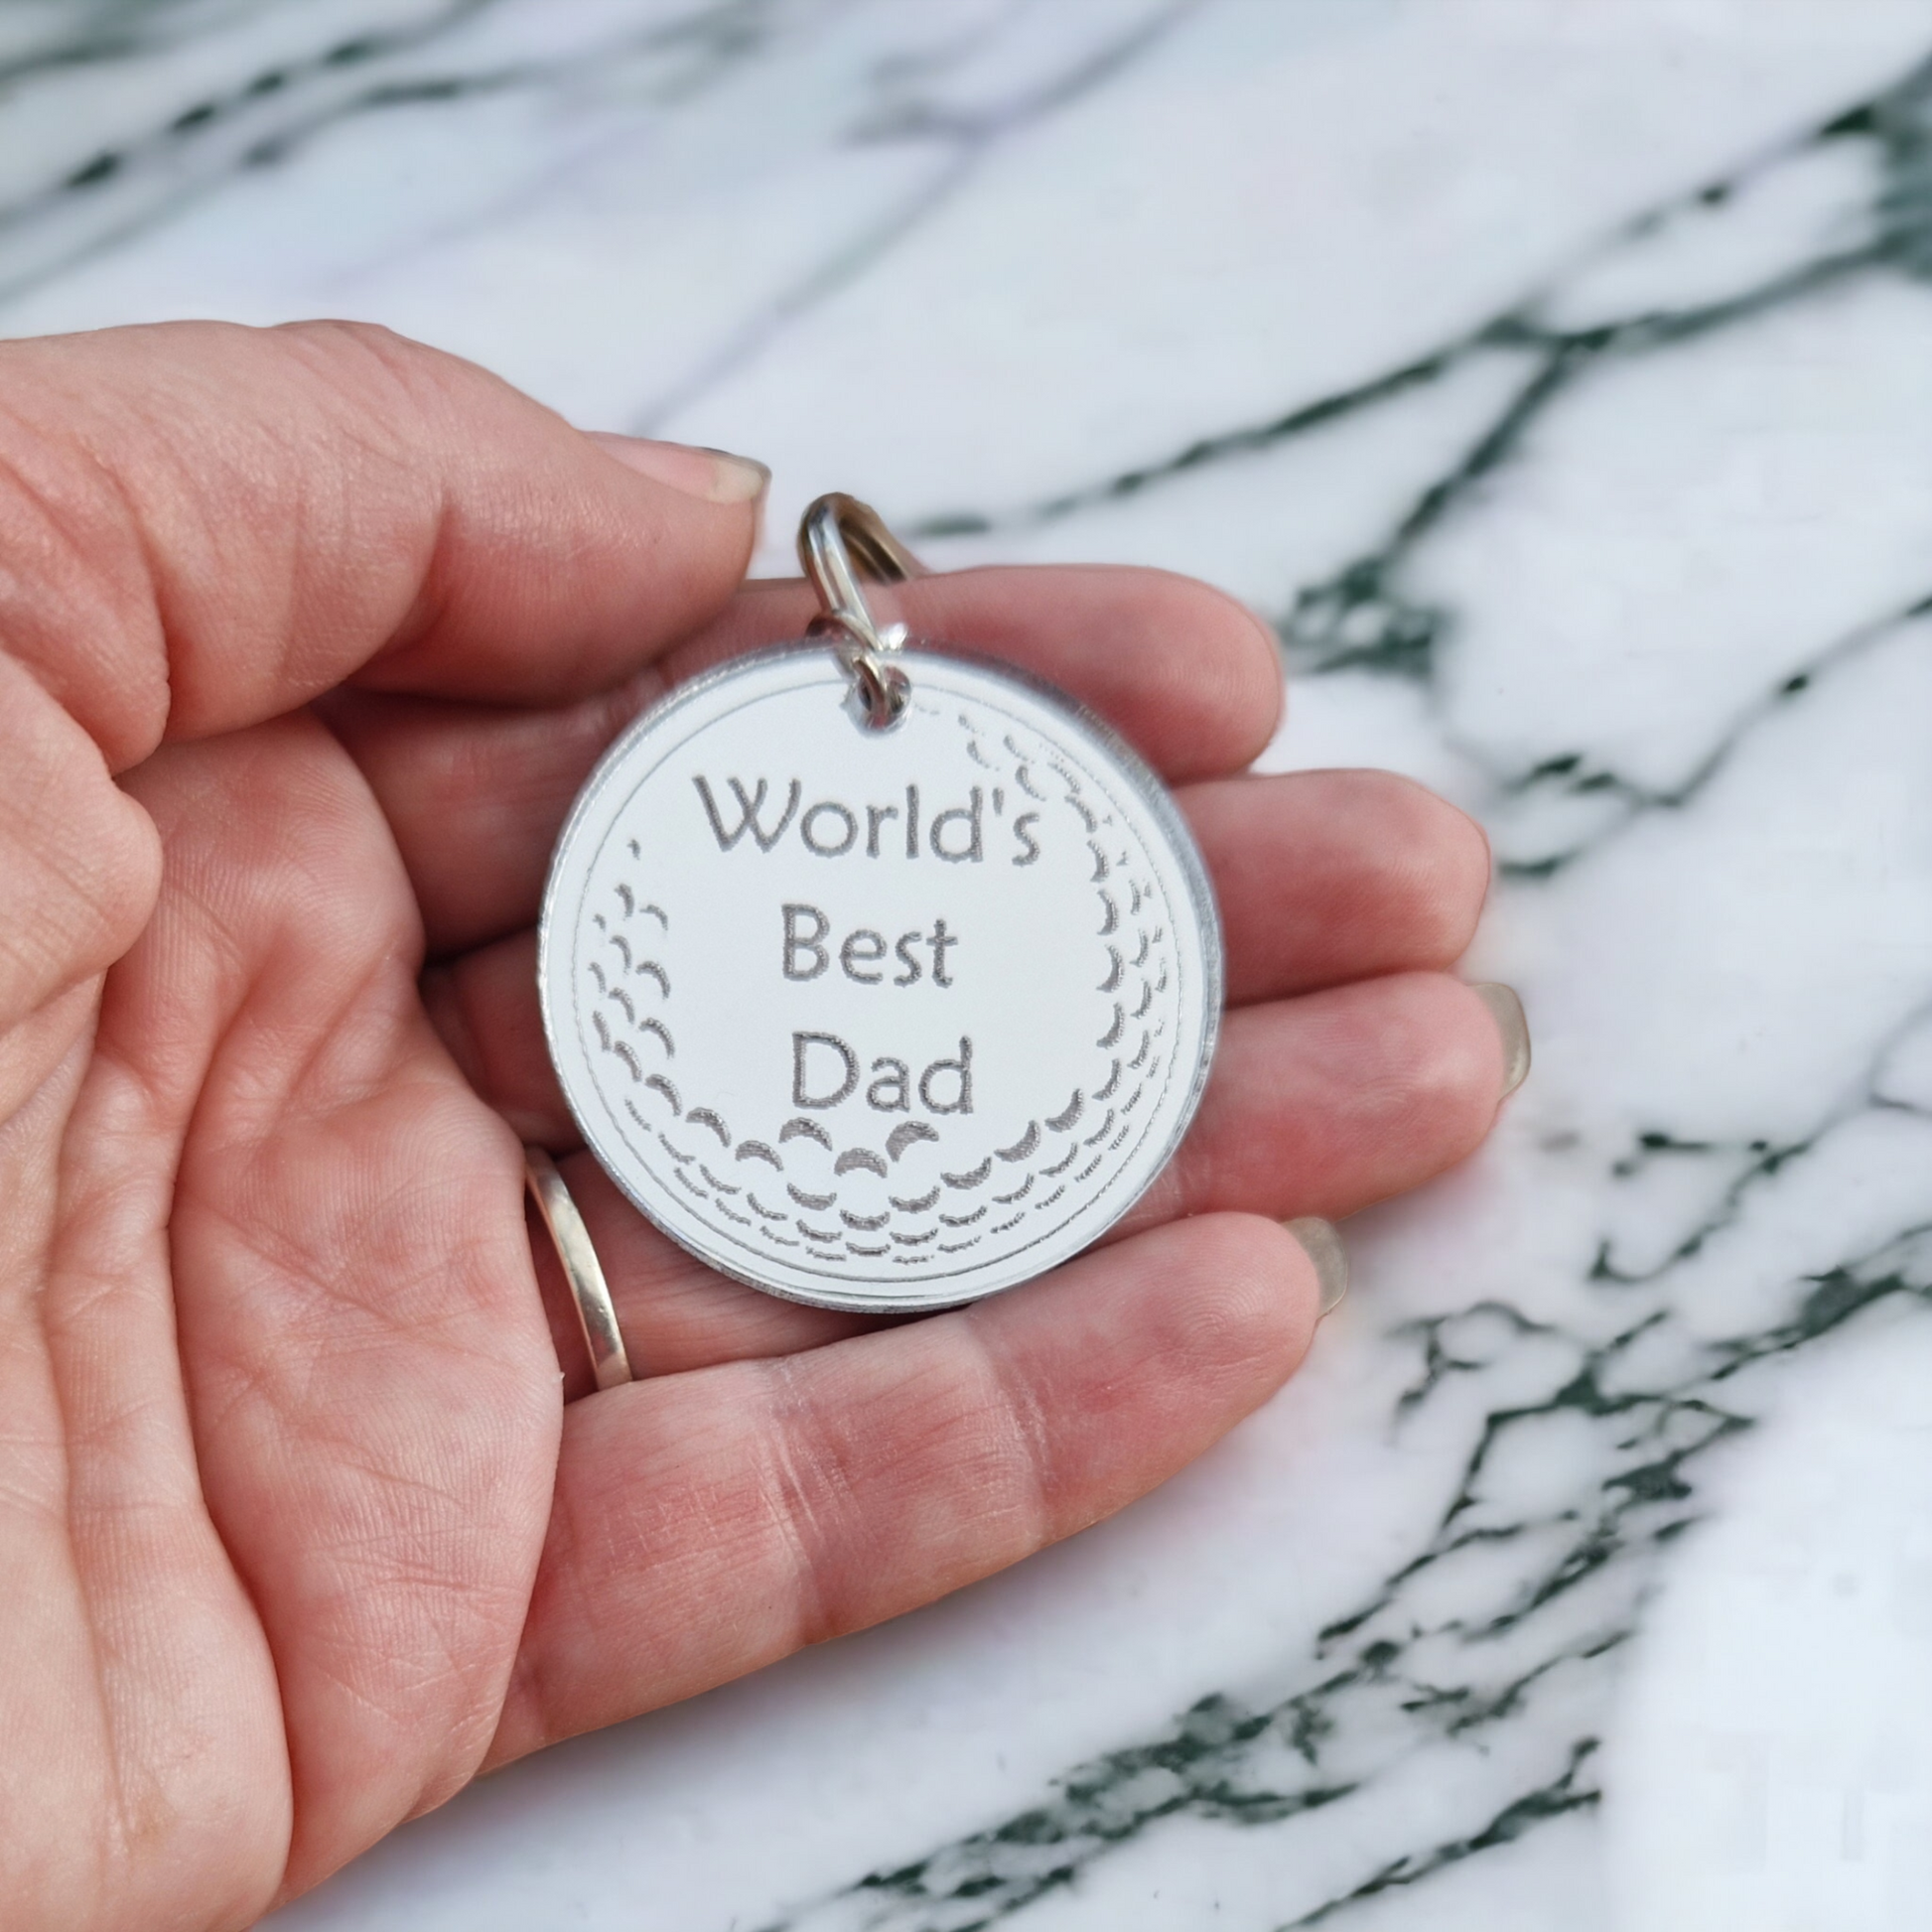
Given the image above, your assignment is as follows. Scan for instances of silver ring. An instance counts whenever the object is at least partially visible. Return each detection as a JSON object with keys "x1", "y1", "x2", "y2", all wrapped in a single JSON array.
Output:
[
  {"x1": 797, "y1": 491, "x2": 924, "y2": 730},
  {"x1": 524, "y1": 1148, "x2": 634, "y2": 1390}
]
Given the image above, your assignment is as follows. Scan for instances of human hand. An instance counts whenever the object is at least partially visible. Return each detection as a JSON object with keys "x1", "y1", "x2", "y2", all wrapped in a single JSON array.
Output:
[{"x1": 0, "y1": 322, "x2": 1511, "y2": 1929}]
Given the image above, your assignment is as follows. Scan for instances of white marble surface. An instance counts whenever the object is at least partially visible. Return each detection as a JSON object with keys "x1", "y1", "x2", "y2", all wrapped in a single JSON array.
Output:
[{"x1": 7, "y1": 2, "x2": 1932, "y2": 1926}]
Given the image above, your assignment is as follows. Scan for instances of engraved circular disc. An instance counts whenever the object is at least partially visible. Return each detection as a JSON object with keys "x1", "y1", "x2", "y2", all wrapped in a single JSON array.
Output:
[{"x1": 538, "y1": 644, "x2": 1222, "y2": 1312}]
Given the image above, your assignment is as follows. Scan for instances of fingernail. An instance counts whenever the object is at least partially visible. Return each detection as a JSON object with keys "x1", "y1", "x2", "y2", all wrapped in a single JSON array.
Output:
[
  {"x1": 1471, "y1": 982, "x2": 1532, "y2": 1096},
  {"x1": 1285, "y1": 1216, "x2": 1349, "y2": 1318},
  {"x1": 588, "y1": 433, "x2": 770, "y2": 504}
]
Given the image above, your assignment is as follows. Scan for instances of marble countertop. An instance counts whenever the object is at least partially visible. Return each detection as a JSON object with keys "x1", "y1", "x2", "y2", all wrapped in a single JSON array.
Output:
[{"x1": 7, "y1": 3, "x2": 1931, "y2": 1926}]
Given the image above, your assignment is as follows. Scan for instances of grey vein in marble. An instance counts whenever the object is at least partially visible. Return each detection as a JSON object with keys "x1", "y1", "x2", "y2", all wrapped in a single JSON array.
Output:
[
  {"x1": 633, "y1": 0, "x2": 1199, "y2": 432},
  {"x1": 757, "y1": 1148, "x2": 1932, "y2": 1931},
  {"x1": 916, "y1": 48, "x2": 1932, "y2": 881},
  {"x1": 0, "y1": 0, "x2": 1198, "y2": 434},
  {"x1": 0, "y1": 1, "x2": 972, "y2": 312},
  {"x1": 756, "y1": 46, "x2": 1932, "y2": 1932}
]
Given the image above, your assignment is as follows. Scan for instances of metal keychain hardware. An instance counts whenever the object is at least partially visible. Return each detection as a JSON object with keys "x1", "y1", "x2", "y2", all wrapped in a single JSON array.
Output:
[{"x1": 798, "y1": 491, "x2": 919, "y2": 729}]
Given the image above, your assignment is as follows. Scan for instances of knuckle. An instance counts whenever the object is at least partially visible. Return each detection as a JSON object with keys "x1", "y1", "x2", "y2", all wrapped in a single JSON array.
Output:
[
  {"x1": 274, "y1": 316, "x2": 424, "y2": 376},
  {"x1": 0, "y1": 663, "x2": 160, "y2": 1026},
  {"x1": 1377, "y1": 972, "x2": 1501, "y2": 1139},
  {"x1": 269, "y1": 318, "x2": 473, "y2": 440},
  {"x1": 1168, "y1": 1214, "x2": 1306, "y2": 1371},
  {"x1": 1348, "y1": 770, "x2": 1492, "y2": 958}
]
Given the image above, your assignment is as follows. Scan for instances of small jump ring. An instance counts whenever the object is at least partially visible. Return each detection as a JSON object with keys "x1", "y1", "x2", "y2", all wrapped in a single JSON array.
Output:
[
  {"x1": 842, "y1": 644, "x2": 911, "y2": 729},
  {"x1": 798, "y1": 492, "x2": 925, "y2": 730},
  {"x1": 524, "y1": 1148, "x2": 634, "y2": 1391}
]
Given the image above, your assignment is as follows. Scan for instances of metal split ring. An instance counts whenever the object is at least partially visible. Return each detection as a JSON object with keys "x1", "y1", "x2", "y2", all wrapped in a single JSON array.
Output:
[{"x1": 797, "y1": 491, "x2": 925, "y2": 730}]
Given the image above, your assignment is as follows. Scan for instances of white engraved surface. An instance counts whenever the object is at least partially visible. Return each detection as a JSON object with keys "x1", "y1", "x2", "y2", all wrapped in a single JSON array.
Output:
[{"x1": 539, "y1": 646, "x2": 1220, "y2": 1311}]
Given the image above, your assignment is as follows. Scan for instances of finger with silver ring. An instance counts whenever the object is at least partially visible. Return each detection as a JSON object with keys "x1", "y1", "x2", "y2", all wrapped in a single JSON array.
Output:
[{"x1": 524, "y1": 1147, "x2": 635, "y2": 1390}]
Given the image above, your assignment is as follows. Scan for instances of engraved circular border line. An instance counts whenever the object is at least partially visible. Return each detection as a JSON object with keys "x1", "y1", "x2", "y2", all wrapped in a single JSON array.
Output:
[{"x1": 538, "y1": 642, "x2": 1223, "y2": 1313}]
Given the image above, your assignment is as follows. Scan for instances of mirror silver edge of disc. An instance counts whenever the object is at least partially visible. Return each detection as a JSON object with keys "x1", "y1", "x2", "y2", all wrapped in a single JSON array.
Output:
[{"x1": 536, "y1": 640, "x2": 1224, "y2": 1314}]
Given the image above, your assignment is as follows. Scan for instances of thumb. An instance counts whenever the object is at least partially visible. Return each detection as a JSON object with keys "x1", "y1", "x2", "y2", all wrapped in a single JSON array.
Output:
[
  {"x1": 0, "y1": 318, "x2": 766, "y2": 767},
  {"x1": 0, "y1": 318, "x2": 764, "y2": 1033}
]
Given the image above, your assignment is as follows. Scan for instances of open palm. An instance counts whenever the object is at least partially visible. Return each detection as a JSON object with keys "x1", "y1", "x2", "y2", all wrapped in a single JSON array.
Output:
[{"x1": 0, "y1": 323, "x2": 1507, "y2": 1930}]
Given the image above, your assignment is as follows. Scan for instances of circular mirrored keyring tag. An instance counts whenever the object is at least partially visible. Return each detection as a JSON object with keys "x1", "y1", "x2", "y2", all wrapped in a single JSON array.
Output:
[{"x1": 539, "y1": 645, "x2": 1221, "y2": 1312}]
